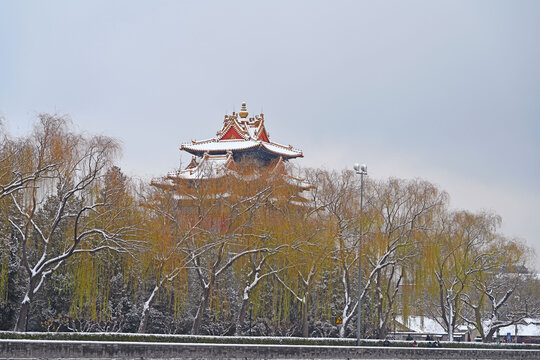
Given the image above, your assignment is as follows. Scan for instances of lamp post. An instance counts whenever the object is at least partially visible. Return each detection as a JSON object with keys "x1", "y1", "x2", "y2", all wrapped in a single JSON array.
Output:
[{"x1": 354, "y1": 163, "x2": 367, "y2": 346}]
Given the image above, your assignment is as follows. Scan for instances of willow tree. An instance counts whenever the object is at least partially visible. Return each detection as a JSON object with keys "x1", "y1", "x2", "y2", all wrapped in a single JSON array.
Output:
[
  {"x1": 231, "y1": 191, "x2": 290, "y2": 336},
  {"x1": 136, "y1": 180, "x2": 213, "y2": 334},
  {"x1": 67, "y1": 166, "x2": 141, "y2": 332},
  {"x1": 270, "y1": 178, "x2": 333, "y2": 338},
  {"x1": 302, "y1": 168, "x2": 361, "y2": 338},
  {"x1": 460, "y1": 236, "x2": 534, "y2": 342},
  {"x1": 9, "y1": 115, "x2": 140, "y2": 332},
  {"x1": 183, "y1": 162, "x2": 285, "y2": 335},
  {"x1": 424, "y1": 210, "x2": 502, "y2": 340},
  {"x1": 362, "y1": 178, "x2": 445, "y2": 338},
  {"x1": 1, "y1": 117, "x2": 58, "y2": 299},
  {"x1": 0, "y1": 119, "x2": 57, "y2": 201}
]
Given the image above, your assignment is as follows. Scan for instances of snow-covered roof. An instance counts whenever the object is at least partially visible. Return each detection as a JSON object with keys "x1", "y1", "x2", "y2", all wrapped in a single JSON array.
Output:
[
  {"x1": 246, "y1": 124, "x2": 257, "y2": 138},
  {"x1": 262, "y1": 142, "x2": 303, "y2": 158},
  {"x1": 498, "y1": 323, "x2": 540, "y2": 337},
  {"x1": 523, "y1": 318, "x2": 540, "y2": 325},
  {"x1": 395, "y1": 316, "x2": 446, "y2": 334},
  {"x1": 181, "y1": 140, "x2": 302, "y2": 158},
  {"x1": 176, "y1": 153, "x2": 233, "y2": 180},
  {"x1": 479, "y1": 318, "x2": 540, "y2": 337},
  {"x1": 168, "y1": 154, "x2": 311, "y2": 192},
  {"x1": 283, "y1": 174, "x2": 313, "y2": 189},
  {"x1": 179, "y1": 103, "x2": 302, "y2": 159}
]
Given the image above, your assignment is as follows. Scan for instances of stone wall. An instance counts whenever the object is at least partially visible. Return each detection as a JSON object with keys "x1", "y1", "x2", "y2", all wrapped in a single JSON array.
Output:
[{"x1": 2, "y1": 339, "x2": 540, "y2": 359}]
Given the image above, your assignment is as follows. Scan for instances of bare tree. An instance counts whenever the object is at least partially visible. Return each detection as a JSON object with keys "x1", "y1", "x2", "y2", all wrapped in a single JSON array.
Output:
[
  {"x1": 189, "y1": 189, "x2": 275, "y2": 335},
  {"x1": 164, "y1": 162, "x2": 284, "y2": 335},
  {"x1": 234, "y1": 244, "x2": 290, "y2": 335},
  {"x1": 136, "y1": 182, "x2": 216, "y2": 333},
  {"x1": 271, "y1": 199, "x2": 329, "y2": 337},
  {"x1": 9, "y1": 115, "x2": 140, "y2": 332},
  {"x1": 363, "y1": 178, "x2": 445, "y2": 338},
  {"x1": 302, "y1": 169, "x2": 361, "y2": 338},
  {"x1": 425, "y1": 210, "x2": 502, "y2": 340},
  {"x1": 306, "y1": 171, "x2": 445, "y2": 338},
  {"x1": 0, "y1": 116, "x2": 58, "y2": 200},
  {"x1": 461, "y1": 239, "x2": 540, "y2": 342}
]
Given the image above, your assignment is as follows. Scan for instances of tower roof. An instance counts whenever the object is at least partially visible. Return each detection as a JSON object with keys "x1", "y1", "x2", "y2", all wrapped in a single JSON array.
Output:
[
  {"x1": 179, "y1": 103, "x2": 303, "y2": 159},
  {"x1": 160, "y1": 152, "x2": 311, "y2": 192},
  {"x1": 181, "y1": 139, "x2": 302, "y2": 158}
]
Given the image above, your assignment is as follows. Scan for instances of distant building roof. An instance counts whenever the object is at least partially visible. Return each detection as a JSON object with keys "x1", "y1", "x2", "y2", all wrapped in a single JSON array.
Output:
[
  {"x1": 487, "y1": 318, "x2": 540, "y2": 337},
  {"x1": 498, "y1": 323, "x2": 540, "y2": 337},
  {"x1": 395, "y1": 316, "x2": 446, "y2": 334}
]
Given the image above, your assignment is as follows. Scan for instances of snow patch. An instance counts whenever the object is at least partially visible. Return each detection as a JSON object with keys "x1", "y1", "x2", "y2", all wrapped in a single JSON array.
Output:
[{"x1": 395, "y1": 316, "x2": 446, "y2": 334}]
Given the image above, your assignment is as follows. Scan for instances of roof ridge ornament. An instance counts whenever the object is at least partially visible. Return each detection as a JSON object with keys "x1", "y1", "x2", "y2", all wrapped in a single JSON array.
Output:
[{"x1": 239, "y1": 102, "x2": 248, "y2": 118}]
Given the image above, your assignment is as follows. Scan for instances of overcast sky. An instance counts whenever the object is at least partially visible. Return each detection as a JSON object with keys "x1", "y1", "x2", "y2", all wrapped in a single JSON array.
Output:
[{"x1": 1, "y1": 1, "x2": 539, "y2": 268}]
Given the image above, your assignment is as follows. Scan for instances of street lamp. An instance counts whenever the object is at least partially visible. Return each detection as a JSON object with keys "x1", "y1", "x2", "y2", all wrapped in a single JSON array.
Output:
[{"x1": 353, "y1": 163, "x2": 367, "y2": 346}]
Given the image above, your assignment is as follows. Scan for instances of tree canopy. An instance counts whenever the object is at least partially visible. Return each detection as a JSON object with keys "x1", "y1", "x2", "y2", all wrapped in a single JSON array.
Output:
[{"x1": 1, "y1": 114, "x2": 538, "y2": 341}]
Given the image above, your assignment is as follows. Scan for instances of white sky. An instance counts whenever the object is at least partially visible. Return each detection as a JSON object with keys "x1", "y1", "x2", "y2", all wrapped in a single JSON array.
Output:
[{"x1": 1, "y1": 1, "x2": 539, "y2": 268}]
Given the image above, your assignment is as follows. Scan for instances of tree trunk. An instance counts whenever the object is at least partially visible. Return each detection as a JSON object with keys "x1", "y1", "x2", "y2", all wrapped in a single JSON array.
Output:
[
  {"x1": 301, "y1": 298, "x2": 308, "y2": 337},
  {"x1": 338, "y1": 264, "x2": 354, "y2": 338},
  {"x1": 474, "y1": 307, "x2": 486, "y2": 342},
  {"x1": 15, "y1": 278, "x2": 36, "y2": 332},
  {"x1": 439, "y1": 282, "x2": 448, "y2": 330},
  {"x1": 235, "y1": 298, "x2": 249, "y2": 336},
  {"x1": 138, "y1": 309, "x2": 150, "y2": 334},
  {"x1": 14, "y1": 299, "x2": 31, "y2": 332},
  {"x1": 191, "y1": 285, "x2": 211, "y2": 335},
  {"x1": 339, "y1": 323, "x2": 347, "y2": 338},
  {"x1": 138, "y1": 285, "x2": 160, "y2": 333},
  {"x1": 376, "y1": 289, "x2": 383, "y2": 338},
  {"x1": 339, "y1": 311, "x2": 352, "y2": 338},
  {"x1": 485, "y1": 330, "x2": 495, "y2": 343},
  {"x1": 484, "y1": 326, "x2": 500, "y2": 343}
]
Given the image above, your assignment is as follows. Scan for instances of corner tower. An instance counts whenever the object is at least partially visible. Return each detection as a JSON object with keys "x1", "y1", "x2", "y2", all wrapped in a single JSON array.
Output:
[
  {"x1": 154, "y1": 102, "x2": 309, "y2": 202},
  {"x1": 178, "y1": 102, "x2": 302, "y2": 173}
]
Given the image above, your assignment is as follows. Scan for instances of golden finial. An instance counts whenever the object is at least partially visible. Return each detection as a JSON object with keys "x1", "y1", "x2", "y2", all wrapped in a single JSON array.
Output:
[{"x1": 239, "y1": 102, "x2": 248, "y2": 118}]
